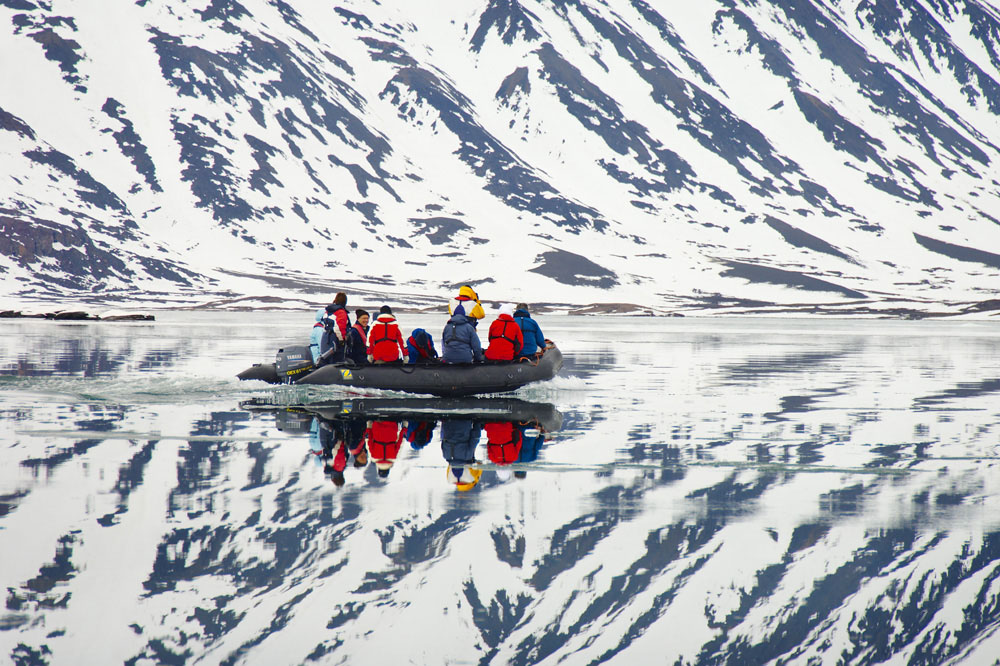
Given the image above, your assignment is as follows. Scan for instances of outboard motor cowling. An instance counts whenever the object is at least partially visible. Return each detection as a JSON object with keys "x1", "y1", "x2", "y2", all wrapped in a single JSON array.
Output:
[
  {"x1": 275, "y1": 409, "x2": 314, "y2": 434},
  {"x1": 275, "y1": 346, "x2": 315, "y2": 382}
]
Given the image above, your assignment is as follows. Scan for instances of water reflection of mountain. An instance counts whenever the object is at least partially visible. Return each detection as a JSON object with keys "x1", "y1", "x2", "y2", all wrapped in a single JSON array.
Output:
[
  {"x1": 0, "y1": 398, "x2": 1000, "y2": 664},
  {"x1": 0, "y1": 338, "x2": 182, "y2": 378}
]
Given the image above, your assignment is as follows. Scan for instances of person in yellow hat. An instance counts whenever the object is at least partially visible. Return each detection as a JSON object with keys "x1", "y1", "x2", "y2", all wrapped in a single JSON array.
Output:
[{"x1": 448, "y1": 285, "x2": 485, "y2": 321}]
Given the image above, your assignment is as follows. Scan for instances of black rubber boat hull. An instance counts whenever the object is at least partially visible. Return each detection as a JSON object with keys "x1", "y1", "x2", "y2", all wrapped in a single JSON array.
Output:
[
  {"x1": 237, "y1": 363, "x2": 282, "y2": 383},
  {"x1": 237, "y1": 345, "x2": 562, "y2": 397}
]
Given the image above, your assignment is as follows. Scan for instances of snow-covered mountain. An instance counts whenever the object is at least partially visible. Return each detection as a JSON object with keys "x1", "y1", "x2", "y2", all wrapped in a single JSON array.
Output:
[{"x1": 2, "y1": 0, "x2": 1000, "y2": 314}]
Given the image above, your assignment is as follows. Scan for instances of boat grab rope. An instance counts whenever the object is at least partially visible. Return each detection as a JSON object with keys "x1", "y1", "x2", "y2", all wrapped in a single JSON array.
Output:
[{"x1": 517, "y1": 339, "x2": 554, "y2": 367}]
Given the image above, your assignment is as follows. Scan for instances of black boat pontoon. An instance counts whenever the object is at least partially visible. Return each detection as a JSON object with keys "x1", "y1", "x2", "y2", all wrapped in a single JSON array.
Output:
[{"x1": 237, "y1": 341, "x2": 563, "y2": 397}]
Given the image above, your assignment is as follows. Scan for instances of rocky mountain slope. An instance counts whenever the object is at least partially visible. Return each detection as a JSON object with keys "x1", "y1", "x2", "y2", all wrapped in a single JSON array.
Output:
[{"x1": 1, "y1": 0, "x2": 999, "y2": 315}]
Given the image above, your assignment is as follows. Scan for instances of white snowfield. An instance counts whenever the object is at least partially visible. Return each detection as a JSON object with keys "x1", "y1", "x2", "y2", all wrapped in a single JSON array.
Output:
[{"x1": 1, "y1": 0, "x2": 1000, "y2": 315}]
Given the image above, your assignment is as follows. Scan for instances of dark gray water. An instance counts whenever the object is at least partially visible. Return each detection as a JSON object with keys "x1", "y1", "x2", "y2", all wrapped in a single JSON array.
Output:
[{"x1": 2, "y1": 312, "x2": 1000, "y2": 664}]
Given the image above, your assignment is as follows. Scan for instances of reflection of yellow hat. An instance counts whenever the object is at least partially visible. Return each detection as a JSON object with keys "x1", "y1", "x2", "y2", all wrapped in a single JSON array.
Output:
[{"x1": 447, "y1": 466, "x2": 482, "y2": 491}]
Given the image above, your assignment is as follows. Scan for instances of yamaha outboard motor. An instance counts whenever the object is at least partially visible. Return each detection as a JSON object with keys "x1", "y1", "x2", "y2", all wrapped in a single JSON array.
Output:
[
  {"x1": 275, "y1": 346, "x2": 314, "y2": 383},
  {"x1": 275, "y1": 409, "x2": 314, "y2": 434}
]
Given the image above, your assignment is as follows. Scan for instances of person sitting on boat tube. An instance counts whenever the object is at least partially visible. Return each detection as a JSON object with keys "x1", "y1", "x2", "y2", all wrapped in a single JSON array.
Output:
[
  {"x1": 346, "y1": 309, "x2": 370, "y2": 365},
  {"x1": 406, "y1": 328, "x2": 438, "y2": 364},
  {"x1": 442, "y1": 303, "x2": 483, "y2": 364},
  {"x1": 321, "y1": 292, "x2": 351, "y2": 364},
  {"x1": 513, "y1": 303, "x2": 546, "y2": 358},
  {"x1": 484, "y1": 304, "x2": 524, "y2": 362},
  {"x1": 448, "y1": 285, "x2": 485, "y2": 322},
  {"x1": 367, "y1": 305, "x2": 408, "y2": 364}
]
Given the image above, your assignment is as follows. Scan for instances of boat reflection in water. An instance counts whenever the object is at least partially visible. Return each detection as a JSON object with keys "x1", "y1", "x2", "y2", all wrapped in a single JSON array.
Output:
[{"x1": 244, "y1": 397, "x2": 563, "y2": 490}]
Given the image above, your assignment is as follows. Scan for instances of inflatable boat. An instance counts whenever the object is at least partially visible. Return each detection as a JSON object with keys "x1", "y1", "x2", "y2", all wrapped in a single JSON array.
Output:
[{"x1": 237, "y1": 341, "x2": 563, "y2": 397}]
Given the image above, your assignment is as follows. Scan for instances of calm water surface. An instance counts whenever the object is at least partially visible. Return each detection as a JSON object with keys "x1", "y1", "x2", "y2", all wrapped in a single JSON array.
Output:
[{"x1": 2, "y1": 312, "x2": 1000, "y2": 665}]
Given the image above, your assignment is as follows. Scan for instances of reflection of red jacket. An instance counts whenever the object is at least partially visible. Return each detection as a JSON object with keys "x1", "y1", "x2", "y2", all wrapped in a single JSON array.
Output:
[
  {"x1": 328, "y1": 442, "x2": 349, "y2": 472},
  {"x1": 485, "y1": 315, "x2": 523, "y2": 361},
  {"x1": 366, "y1": 421, "x2": 404, "y2": 462},
  {"x1": 367, "y1": 315, "x2": 407, "y2": 362},
  {"x1": 485, "y1": 422, "x2": 523, "y2": 465}
]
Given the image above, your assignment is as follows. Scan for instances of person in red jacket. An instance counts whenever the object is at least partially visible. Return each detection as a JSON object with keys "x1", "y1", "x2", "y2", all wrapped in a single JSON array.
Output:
[
  {"x1": 366, "y1": 419, "x2": 405, "y2": 478},
  {"x1": 484, "y1": 304, "x2": 523, "y2": 361},
  {"x1": 485, "y1": 421, "x2": 523, "y2": 466},
  {"x1": 367, "y1": 305, "x2": 408, "y2": 363},
  {"x1": 320, "y1": 292, "x2": 351, "y2": 364}
]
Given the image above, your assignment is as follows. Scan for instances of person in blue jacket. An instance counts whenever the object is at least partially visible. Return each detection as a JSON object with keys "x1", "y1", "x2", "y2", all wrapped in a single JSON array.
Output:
[
  {"x1": 513, "y1": 303, "x2": 545, "y2": 358},
  {"x1": 309, "y1": 307, "x2": 325, "y2": 364},
  {"x1": 441, "y1": 303, "x2": 483, "y2": 363},
  {"x1": 406, "y1": 328, "x2": 438, "y2": 364}
]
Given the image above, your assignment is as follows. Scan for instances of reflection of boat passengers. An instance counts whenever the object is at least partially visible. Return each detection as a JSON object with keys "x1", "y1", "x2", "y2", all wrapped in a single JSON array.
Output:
[
  {"x1": 513, "y1": 303, "x2": 546, "y2": 359},
  {"x1": 442, "y1": 303, "x2": 484, "y2": 364},
  {"x1": 441, "y1": 419, "x2": 483, "y2": 490},
  {"x1": 514, "y1": 424, "x2": 546, "y2": 479},
  {"x1": 484, "y1": 304, "x2": 523, "y2": 362},
  {"x1": 344, "y1": 418, "x2": 368, "y2": 468},
  {"x1": 406, "y1": 420, "x2": 436, "y2": 449},
  {"x1": 310, "y1": 415, "x2": 368, "y2": 486},
  {"x1": 318, "y1": 418, "x2": 348, "y2": 486},
  {"x1": 367, "y1": 306, "x2": 408, "y2": 364},
  {"x1": 366, "y1": 419, "x2": 405, "y2": 478},
  {"x1": 485, "y1": 421, "x2": 523, "y2": 465}
]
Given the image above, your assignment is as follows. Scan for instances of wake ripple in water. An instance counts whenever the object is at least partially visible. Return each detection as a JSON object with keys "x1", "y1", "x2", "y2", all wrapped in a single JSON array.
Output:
[{"x1": 0, "y1": 373, "x2": 282, "y2": 405}]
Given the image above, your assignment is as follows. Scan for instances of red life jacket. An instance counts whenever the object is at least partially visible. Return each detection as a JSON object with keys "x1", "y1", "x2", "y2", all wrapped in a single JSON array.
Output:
[
  {"x1": 368, "y1": 316, "x2": 403, "y2": 361},
  {"x1": 485, "y1": 316, "x2": 523, "y2": 361},
  {"x1": 324, "y1": 306, "x2": 350, "y2": 346}
]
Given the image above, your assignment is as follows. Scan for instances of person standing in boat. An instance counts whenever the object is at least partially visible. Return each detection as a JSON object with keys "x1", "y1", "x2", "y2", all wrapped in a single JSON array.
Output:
[
  {"x1": 442, "y1": 302, "x2": 483, "y2": 364},
  {"x1": 448, "y1": 285, "x2": 485, "y2": 323},
  {"x1": 321, "y1": 292, "x2": 351, "y2": 364},
  {"x1": 513, "y1": 302, "x2": 546, "y2": 359},
  {"x1": 406, "y1": 328, "x2": 438, "y2": 364},
  {"x1": 484, "y1": 304, "x2": 524, "y2": 362},
  {"x1": 367, "y1": 305, "x2": 408, "y2": 364},
  {"x1": 346, "y1": 308, "x2": 370, "y2": 365},
  {"x1": 309, "y1": 307, "x2": 326, "y2": 364}
]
